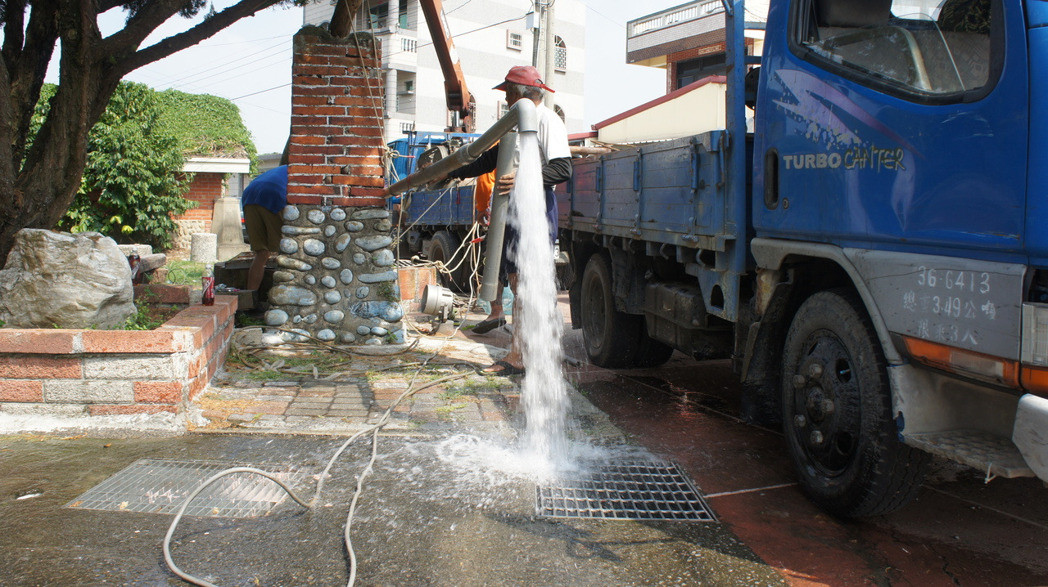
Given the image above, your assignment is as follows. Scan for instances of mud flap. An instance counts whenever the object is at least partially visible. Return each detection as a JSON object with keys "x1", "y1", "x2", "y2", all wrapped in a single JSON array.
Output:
[{"x1": 1013, "y1": 394, "x2": 1048, "y2": 482}]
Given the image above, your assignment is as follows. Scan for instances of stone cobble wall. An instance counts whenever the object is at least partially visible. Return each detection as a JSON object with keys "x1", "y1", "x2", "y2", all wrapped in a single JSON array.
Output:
[
  {"x1": 172, "y1": 218, "x2": 208, "y2": 252},
  {"x1": 265, "y1": 204, "x2": 405, "y2": 344},
  {"x1": 0, "y1": 297, "x2": 236, "y2": 416}
]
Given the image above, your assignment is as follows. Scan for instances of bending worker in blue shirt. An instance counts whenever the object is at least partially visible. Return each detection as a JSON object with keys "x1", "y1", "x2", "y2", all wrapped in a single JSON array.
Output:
[{"x1": 241, "y1": 165, "x2": 288, "y2": 295}]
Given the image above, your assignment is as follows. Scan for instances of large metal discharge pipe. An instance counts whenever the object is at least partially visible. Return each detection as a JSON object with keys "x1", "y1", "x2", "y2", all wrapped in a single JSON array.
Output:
[
  {"x1": 385, "y1": 99, "x2": 538, "y2": 196},
  {"x1": 385, "y1": 99, "x2": 539, "y2": 303},
  {"x1": 480, "y1": 133, "x2": 517, "y2": 302}
]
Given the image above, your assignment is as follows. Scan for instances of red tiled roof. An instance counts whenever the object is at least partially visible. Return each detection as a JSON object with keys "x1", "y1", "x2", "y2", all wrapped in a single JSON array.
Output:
[{"x1": 568, "y1": 131, "x2": 598, "y2": 141}]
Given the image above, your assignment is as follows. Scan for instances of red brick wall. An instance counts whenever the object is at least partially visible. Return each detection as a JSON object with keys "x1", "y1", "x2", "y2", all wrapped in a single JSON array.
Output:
[
  {"x1": 174, "y1": 172, "x2": 225, "y2": 232},
  {"x1": 288, "y1": 27, "x2": 386, "y2": 207},
  {"x1": 396, "y1": 265, "x2": 437, "y2": 308},
  {"x1": 0, "y1": 297, "x2": 237, "y2": 416}
]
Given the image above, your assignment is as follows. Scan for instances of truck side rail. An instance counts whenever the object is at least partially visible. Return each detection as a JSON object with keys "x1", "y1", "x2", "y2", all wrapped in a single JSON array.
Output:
[{"x1": 558, "y1": 132, "x2": 748, "y2": 321}]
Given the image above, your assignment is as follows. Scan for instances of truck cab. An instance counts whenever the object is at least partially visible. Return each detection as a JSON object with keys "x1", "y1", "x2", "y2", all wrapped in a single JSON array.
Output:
[{"x1": 752, "y1": 0, "x2": 1048, "y2": 512}]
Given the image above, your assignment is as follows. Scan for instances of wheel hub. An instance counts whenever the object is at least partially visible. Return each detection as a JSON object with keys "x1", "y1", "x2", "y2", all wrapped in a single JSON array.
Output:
[{"x1": 789, "y1": 337, "x2": 860, "y2": 476}]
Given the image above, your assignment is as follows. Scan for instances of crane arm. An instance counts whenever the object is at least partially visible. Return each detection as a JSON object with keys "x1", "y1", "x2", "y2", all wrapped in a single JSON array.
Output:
[{"x1": 418, "y1": 0, "x2": 474, "y2": 129}]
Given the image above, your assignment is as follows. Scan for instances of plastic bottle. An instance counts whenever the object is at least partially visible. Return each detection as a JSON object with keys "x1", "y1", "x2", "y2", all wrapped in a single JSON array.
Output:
[
  {"x1": 202, "y1": 264, "x2": 215, "y2": 306},
  {"x1": 128, "y1": 247, "x2": 141, "y2": 285}
]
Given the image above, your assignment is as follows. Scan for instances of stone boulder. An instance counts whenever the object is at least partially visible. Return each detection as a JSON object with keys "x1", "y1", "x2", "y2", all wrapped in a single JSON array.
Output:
[{"x1": 0, "y1": 229, "x2": 136, "y2": 329}]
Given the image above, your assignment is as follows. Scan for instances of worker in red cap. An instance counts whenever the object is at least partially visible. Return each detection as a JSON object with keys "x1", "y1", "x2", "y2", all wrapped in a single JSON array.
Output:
[{"x1": 444, "y1": 65, "x2": 573, "y2": 375}]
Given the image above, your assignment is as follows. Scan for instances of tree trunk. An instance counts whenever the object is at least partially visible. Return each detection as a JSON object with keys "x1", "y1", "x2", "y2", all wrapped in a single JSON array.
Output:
[
  {"x1": 329, "y1": 0, "x2": 364, "y2": 38},
  {"x1": 0, "y1": 1, "x2": 108, "y2": 263},
  {"x1": 0, "y1": 0, "x2": 283, "y2": 264}
]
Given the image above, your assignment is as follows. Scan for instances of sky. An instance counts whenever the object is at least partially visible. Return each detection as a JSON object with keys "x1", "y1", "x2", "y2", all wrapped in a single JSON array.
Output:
[{"x1": 55, "y1": 0, "x2": 691, "y2": 155}]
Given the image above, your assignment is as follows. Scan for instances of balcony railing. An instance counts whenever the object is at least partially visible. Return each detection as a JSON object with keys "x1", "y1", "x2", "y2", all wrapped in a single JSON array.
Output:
[
  {"x1": 627, "y1": 1, "x2": 723, "y2": 39},
  {"x1": 383, "y1": 33, "x2": 419, "y2": 68}
]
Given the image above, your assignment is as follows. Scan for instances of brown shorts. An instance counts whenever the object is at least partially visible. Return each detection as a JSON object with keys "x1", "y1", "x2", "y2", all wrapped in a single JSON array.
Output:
[{"x1": 243, "y1": 204, "x2": 282, "y2": 252}]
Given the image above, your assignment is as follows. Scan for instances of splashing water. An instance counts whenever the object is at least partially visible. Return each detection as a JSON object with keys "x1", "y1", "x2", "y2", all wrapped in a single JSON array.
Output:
[{"x1": 507, "y1": 132, "x2": 569, "y2": 471}]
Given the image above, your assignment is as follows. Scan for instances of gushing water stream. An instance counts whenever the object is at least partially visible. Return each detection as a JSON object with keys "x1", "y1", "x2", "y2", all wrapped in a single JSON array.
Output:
[{"x1": 507, "y1": 132, "x2": 569, "y2": 473}]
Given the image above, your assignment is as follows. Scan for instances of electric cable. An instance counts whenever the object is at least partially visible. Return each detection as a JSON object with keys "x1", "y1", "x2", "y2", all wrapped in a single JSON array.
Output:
[
  {"x1": 162, "y1": 361, "x2": 472, "y2": 587},
  {"x1": 160, "y1": 38, "x2": 291, "y2": 87}
]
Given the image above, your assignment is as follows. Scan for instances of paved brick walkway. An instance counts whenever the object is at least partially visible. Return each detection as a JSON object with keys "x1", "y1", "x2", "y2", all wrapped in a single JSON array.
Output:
[
  {"x1": 191, "y1": 301, "x2": 622, "y2": 440},
  {"x1": 194, "y1": 349, "x2": 521, "y2": 434}
]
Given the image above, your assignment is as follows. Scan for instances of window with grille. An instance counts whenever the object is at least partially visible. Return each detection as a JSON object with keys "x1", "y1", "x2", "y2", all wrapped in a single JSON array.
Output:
[{"x1": 554, "y1": 36, "x2": 567, "y2": 72}]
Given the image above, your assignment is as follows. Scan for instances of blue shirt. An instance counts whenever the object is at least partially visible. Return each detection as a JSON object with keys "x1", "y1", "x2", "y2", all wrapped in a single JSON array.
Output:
[{"x1": 241, "y1": 165, "x2": 288, "y2": 215}]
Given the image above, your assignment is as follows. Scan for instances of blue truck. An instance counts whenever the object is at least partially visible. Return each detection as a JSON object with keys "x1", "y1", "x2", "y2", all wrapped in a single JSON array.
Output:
[
  {"x1": 556, "y1": 0, "x2": 1048, "y2": 516},
  {"x1": 387, "y1": 131, "x2": 482, "y2": 290}
]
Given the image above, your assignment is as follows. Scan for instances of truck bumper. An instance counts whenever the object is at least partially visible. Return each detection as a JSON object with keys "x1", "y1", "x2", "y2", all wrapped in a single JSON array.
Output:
[{"x1": 1014, "y1": 394, "x2": 1048, "y2": 481}]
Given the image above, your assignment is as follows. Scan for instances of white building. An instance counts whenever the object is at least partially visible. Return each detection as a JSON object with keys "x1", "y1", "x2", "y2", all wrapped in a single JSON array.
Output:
[
  {"x1": 583, "y1": 0, "x2": 768, "y2": 144},
  {"x1": 304, "y1": 0, "x2": 585, "y2": 142}
]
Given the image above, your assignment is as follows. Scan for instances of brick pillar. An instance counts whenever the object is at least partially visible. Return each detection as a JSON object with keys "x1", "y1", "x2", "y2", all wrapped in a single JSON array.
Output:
[
  {"x1": 287, "y1": 26, "x2": 385, "y2": 205},
  {"x1": 266, "y1": 27, "x2": 405, "y2": 345}
]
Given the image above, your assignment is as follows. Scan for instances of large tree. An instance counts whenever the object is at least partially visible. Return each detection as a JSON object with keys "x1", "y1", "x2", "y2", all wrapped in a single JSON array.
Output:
[
  {"x1": 0, "y1": 0, "x2": 302, "y2": 263},
  {"x1": 50, "y1": 81, "x2": 194, "y2": 250}
]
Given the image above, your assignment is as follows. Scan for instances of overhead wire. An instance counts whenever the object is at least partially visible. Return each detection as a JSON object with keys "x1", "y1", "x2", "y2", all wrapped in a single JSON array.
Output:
[{"x1": 158, "y1": 37, "x2": 291, "y2": 87}]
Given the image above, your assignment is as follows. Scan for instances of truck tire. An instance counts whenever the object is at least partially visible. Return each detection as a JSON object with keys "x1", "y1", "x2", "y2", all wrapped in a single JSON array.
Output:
[
  {"x1": 782, "y1": 289, "x2": 929, "y2": 517},
  {"x1": 634, "y1": 333, "x2": 675, "y2": 368},
  {"x1": 425, "y1": 231, "x2": 468, "y2": 291},
  {"x1": 580, "y1": 253, "x2": 672, "y2": 368}
]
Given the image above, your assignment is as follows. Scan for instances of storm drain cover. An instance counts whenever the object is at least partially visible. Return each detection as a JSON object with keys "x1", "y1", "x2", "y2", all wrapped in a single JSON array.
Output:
[
  {"x1": 67, "y1": 459, "x2": 305, "y2": 518},
  {"x1": 537, "y1": 459, "x2": 716, "y2": 522}
]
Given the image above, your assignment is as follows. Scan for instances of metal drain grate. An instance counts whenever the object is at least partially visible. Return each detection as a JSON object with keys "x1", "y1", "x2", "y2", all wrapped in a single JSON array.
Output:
[
  {"x1": 67, "y1": 459, "x2": 304, "y2": 518},
  {"x1": 537, "y1": 459, "x2": 716, "y2": 521}
]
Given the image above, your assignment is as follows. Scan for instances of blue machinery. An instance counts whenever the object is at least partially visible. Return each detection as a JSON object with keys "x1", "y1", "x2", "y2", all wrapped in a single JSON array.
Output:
[{"x1": 386, "y1": 98, "x2": 539, "y2": 303}]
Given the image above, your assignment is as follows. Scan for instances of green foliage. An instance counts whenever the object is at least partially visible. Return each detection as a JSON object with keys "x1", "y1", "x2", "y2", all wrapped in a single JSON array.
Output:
[
  {"x1": 154, "y1": 89, "x2": 257, "y2": 167},
  {"x1": 112, "y1": 288, "x2": 182, "y2": 330},
  {"x1": 376, "y1": 281, "x2": 399, "y2": 302},
  {"x1": 118, "y1": 305, "x2": 167, "y2": 331},
  {"x1": 236, "y1": 312, "x2": 266, "y2": 328},
  {"x1": 246, "y1": 369, "x2": 286, "y2": 382},
  {"x1": 44, "y1": 82, "x2": 194, "y2": 249}
]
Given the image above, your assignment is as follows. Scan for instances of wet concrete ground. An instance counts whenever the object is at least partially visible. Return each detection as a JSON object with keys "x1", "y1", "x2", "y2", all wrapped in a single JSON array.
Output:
[
  {"x1": 574, "y1": 353, "x2": 1048, "y2": 586},
  {"x1": 2, "y1": 295, "x2": 1047, "y2": 585},
  {"x1": 0, "y1": 433, "x2": 779, "y2": 586}
]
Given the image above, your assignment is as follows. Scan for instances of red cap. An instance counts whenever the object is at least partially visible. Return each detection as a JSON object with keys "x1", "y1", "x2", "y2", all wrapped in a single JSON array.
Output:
[{"x1": 493, "y1": 65, "x2": 555, "y2": 93}]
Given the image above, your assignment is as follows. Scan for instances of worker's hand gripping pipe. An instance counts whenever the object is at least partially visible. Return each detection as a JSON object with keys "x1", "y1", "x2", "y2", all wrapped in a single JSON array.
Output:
[{"x1": 385, "y1": 99, "x2": 539, "y2": 302}]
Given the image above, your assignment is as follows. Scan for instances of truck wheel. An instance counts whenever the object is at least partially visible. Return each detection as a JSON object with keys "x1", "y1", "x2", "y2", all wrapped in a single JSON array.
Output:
[
  {"x1": 425, "y1": 231, "x2": 467, "y2": 291},
  {"x1": 634, "y1": 336, "x2": 675, "y2": 368},
  {"x1": 580, "y1": 253, "x2": 672, "y2": 368},
  {"x1": 581, "y1": 253, "x2": 634, "y2": 367},
  {"x1": 782, "y1": 289, "x2": 929, "y2": 517}
]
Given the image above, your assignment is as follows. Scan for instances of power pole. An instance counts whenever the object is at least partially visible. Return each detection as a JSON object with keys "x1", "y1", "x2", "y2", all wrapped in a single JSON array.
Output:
[
  {"x1": 529, "y1": 0, "x2": 556, "y2": 107},
  {"x1": 542, "y1": 0, "x2": 555, "y2": 107},
  {"x1": 531, "y1": 0, "x2": 541, "y2": 69}
]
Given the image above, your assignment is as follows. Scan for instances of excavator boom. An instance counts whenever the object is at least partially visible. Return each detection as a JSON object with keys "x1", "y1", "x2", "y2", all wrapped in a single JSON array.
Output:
[{"x1": 418, "y1": 0, "x2": 474, "y2": 130}]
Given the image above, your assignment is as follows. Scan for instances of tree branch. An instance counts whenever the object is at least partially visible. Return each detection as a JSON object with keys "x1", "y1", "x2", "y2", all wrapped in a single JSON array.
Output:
[
  {"x1": 328, "y1": 0, "x2": 362, "y2": 37},
  {"x1": 10, "y1": 0, "x2": 59, "y2": 160},
  {"x1": 109, "y1": 0, "x2": 282, "y2": 75},
  {"x1": 0, "y1": 53, "x2": 18, "y2": 208},
  {"x1": 2, "y1": 0, "x2": 27, "y2": 69},
  {"x1": 95, "y1": 0, "x2": 127, "y2": 13},
  {"x1": 101, "y1": 0, "x2": 187, "y2": 56}
]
